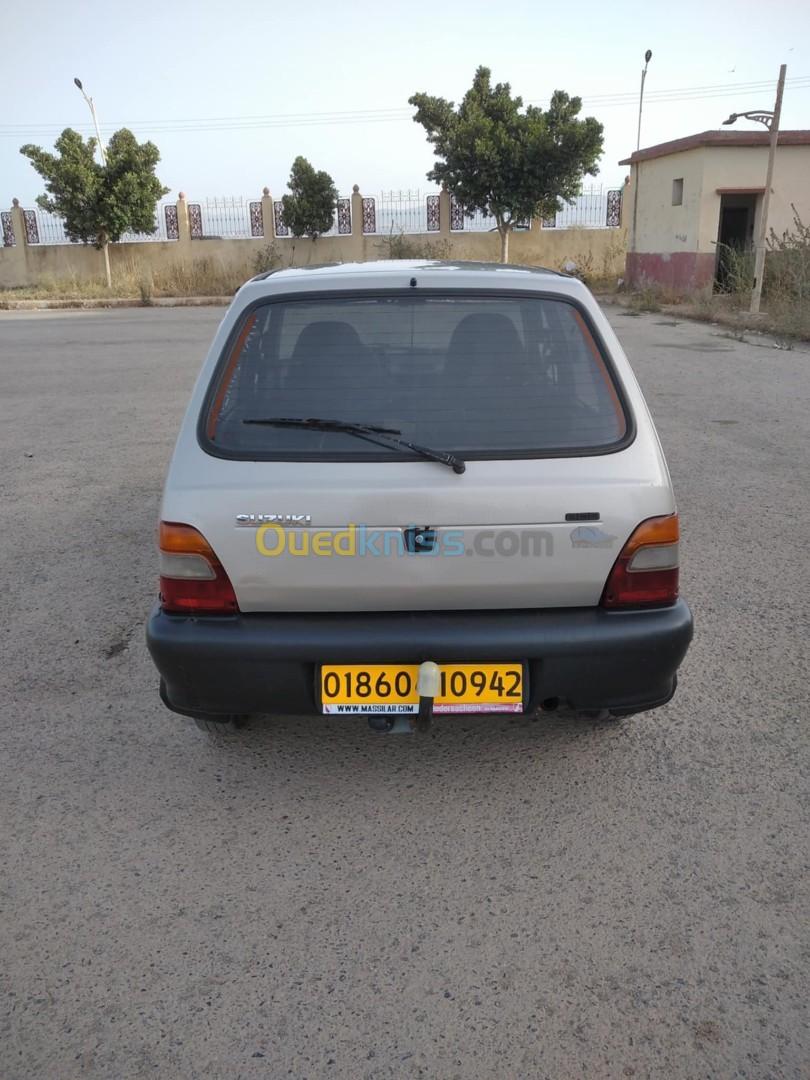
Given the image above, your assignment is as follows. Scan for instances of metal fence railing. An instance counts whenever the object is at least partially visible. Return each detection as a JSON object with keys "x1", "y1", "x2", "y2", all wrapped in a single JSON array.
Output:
[
  {"x1": 452, "y1": 205, "x2": 497, "y2": 233},
  {"x1": 119, "y1": 204, "x2": 173, "y2": 243},
  {"x1": 12, "y1": 185, "x2": 622, "y2": 248},
  {"x1": 271, "y1": 196, "x2": 353, "y2": 238},
  {"x1": 196, "y1": 197, "x2": 253, "y2": 239},
  {"x1": 372, "y1": 191, "x2": 499, "y2": 235},
  {"x1": 548, "y1": 186, "x2": 615, "y2": 229},
  {"x1": 447, "y1": 186, "x2": 617, "y2": 231},
  {"x1": 372, "y1": 187, "x2": 618, "y2": 234},
  {"x1": 320, "y1": 196, "x2": 353, "y2": 238},
  {"x1": 34, "y1": 210, "x2": 71, "y2": 245},
  {"x1": 29, "y1": 204, "x2": 175, "y2": 245},
  {"x1": 377, "y1": 189, "x2": 438, "y2": 235}
]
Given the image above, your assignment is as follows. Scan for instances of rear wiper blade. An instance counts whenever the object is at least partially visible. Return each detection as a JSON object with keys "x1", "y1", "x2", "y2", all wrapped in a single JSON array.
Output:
[
  {"x1": 244, "y1": 416, "x2": 401, "y2": 435},
  {"x1": 242, "y1": 416, "x2": 466, "y2": 475}
]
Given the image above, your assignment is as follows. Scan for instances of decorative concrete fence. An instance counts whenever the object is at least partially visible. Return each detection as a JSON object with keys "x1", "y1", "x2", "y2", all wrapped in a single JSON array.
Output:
[{"x1": 0, "y1": 184, "x2": 627, "y2": 290}]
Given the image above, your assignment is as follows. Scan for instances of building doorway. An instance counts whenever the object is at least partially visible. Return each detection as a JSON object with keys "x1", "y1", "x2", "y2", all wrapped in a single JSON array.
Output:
[{"x1": 715, "y1": 193, "x2": 758, "y2": 291}]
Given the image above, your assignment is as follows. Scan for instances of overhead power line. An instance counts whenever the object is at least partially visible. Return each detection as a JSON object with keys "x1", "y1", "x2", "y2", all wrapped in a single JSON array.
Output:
[{"x1": 1, "y1": 75, "x2": 808, "y2": 138}]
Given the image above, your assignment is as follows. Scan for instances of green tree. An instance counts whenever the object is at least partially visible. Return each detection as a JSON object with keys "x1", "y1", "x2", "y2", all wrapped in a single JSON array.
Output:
[
  {"x1": 409, "y1": 66, "x2": 604, "y2": 262},
  {"x1": 280, "y1": 156, "x2": 338, "y2": 241},
  {"x1": 20, "y1": 127, "x2": 169, "y2": 287}
]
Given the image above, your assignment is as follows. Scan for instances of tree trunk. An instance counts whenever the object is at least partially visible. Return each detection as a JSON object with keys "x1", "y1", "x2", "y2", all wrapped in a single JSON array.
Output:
[
  {"x1": 101, "y1": 235, "x2": 112, "y2": 289},
  {"x1": 499, "y1": 226, "x2": 510, "y2": 264}
]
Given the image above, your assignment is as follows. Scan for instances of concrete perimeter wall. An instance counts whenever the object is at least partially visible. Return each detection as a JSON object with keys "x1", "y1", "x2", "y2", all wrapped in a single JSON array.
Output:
[{"x1": 0, "y1": 188, "x2": 627, "y2": 290}]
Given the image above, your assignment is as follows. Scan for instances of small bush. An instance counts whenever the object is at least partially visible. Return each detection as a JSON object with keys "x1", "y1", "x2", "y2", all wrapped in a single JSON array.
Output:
[
  {"x1": 628, "y1": 284, "x2": 662, "y2": 313},
  {"x1": 138, "y1": 271, "x2": 154, "y2": 306},
  {"x1": 766, "y1": 206, "x2": 810, "y2": 305},
  {"x1": 376, "y1": 229, "x2": 451, "y2": 261},
  {"x1": 561, "y1": 252, "x2": 595, "y2": 283},
  {"x1": 252, "y1": 242, "x2": 281, "y2": 275},
  {"x1": 691, "y1": 290, "x2": 720, "y2": 320},
  {"x1": 561, "y1": 234, "x2": 626, "y2": 290},
  {"x1": 715, "y1": 243, "x2": 754, "y2": 306}
]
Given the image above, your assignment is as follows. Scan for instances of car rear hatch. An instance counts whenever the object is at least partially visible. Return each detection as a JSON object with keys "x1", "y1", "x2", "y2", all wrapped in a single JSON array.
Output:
[{"x1": 166, "y1": 287, "x2": 674, "y2": 613}]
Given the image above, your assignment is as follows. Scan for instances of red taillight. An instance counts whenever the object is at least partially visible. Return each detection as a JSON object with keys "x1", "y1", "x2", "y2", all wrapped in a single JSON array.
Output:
[
  {"x1": 601, "y1": 514, "x2": 680, "y2": 609},
  {"x1": 158, "y1": 521, "x2": 239, "y2": 615}
]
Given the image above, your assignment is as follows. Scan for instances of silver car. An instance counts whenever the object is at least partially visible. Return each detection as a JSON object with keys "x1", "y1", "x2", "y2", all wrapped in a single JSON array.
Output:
[{"x1": 147, "y1": 261, "x2": 692, "y2": 733}]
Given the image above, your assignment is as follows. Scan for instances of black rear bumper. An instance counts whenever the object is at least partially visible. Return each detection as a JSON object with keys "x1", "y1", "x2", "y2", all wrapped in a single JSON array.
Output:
[{"x1": 146, "y1": 599, "x2": 693, "y2": 719}]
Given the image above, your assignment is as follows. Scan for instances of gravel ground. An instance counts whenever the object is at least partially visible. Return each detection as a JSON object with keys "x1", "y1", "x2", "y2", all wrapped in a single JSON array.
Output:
[{"x1": 1, "y1": 305, "x2": 808, "y2": 1079}]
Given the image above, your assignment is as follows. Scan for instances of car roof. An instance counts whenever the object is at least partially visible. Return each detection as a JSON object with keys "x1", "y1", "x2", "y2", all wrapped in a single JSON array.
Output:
[{"x1": 250, "y1": 259, "x2": 567, "y2": 284}]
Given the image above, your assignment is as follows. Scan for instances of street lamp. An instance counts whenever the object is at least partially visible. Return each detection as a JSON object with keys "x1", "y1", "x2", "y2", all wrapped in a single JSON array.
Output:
[
  {"x1": 630, "y1": 50, "x2": 653, "y2": 263},
  {"x1": 723, "y1": 110, "x2": 775, "y2": 130},
  {"x1": 722, "y1": 63, "x2": 787, "y2": 314},
  {"x1": 636, "y1": 49, "x2": 652, "y2": 152},
  {"x1": 73, "y1": 76, "x2": 107, "y2": 165},
  {"x1": 74, "y1": 77, "x2": 111, "y2": 288}
]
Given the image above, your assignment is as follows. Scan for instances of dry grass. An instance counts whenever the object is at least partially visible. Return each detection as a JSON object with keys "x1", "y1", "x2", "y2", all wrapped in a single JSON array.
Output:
[
  {"x1": 763, "y1": 295, "x2": 810, "y2": 342},
  {"x1": 626, "y1": 284, "x2": 663, "y2": 313},
  {"x1": 147, "y1": 257, "x2": 251, "y2": 298},
  {"x1": 375, "y1": 231, "x2": 452, "y2": 261},
  {"x1": 1, "y1": 255, "x2": 256, "y2": 303},
  {"x1": 560, "y1": 232, "x2": 626, "y2": 291},
  {"x1": 625, "y1": 290, "x2": 810, "y2": 346},
  {"x1": 5, "y1": 224, "x2": 807, "y2": 342},
  {"x1": 679, "y1": 244, "x2": 810, "y2": 343},
  {"x1": 619, "y1": 236, "x2": 810, "y2": 344},
  {"x1": 2, "y1": 272, "x2": 127, "y2": 301}
]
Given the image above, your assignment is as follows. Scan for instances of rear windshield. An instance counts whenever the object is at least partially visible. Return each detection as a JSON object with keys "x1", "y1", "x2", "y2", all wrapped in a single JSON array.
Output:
[{"x1": 202, "y1": 293, "x2": 629, "y2": 459}]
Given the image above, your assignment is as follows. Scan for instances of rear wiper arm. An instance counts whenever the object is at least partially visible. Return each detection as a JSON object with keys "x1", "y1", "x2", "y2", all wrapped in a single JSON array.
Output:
[
  {"x1": 244, "y1": 416, "x2": 401, "y2": 435},
  {"x1": 242, "y1": 416, "x2": 466, "y2": 475}
]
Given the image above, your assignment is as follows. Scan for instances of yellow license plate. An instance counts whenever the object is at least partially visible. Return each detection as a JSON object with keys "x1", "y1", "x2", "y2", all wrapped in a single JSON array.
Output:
[{"x1": 319, "y1": 663, "x2": 524, "y2": 715}]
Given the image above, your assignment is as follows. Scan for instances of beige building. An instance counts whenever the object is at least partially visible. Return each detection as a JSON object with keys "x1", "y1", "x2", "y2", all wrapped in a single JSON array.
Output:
[{"x1": 620, "y1": 129, "x2": 810, "y2": 290}]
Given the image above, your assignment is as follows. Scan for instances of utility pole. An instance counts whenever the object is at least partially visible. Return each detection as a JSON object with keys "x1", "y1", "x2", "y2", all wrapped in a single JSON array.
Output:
[
  {"x1": 751, "y1": 64, "x2": 786, "y2": 314},
  {"x1": 74, "y1": 77, "x2": 112, "y2": 288}
]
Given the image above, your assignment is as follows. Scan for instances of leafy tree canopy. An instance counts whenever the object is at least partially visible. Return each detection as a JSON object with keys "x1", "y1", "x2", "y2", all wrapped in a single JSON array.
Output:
[
  {"x1": 20, "y1": 128, "x2": 168, "y2": 247},
  {"x1": 409, "y1": 66, "x2": 604, "y2": 260},
  {"x1": 280, "y1": 156, "x2": 338, "y2": 240}
]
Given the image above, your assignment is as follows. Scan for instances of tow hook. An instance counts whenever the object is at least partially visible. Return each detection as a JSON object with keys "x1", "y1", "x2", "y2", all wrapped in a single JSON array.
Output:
[
  {"x1": 413, "y1": 661, "x2": 440, "y2": 733},
  {"x1": 367, "y1": 715, "x2": 412, "y2": 734},
  {"x1": 367, "y1": 662, "x2": 441, "y2": 734},
  {"x1": 367, "y1": 714, "x2": 395, "y2": 733}
]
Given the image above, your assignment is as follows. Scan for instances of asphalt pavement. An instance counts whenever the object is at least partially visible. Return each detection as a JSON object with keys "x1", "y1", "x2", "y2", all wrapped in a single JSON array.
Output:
[{"x1": 1, "y1": 304, "x2": 808, "y2": 1079}]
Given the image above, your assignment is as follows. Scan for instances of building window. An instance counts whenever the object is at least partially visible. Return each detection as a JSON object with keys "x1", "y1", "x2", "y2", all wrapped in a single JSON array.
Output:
[{"x1": 672, "y1": 178, "x2": 684, "y2": 206}]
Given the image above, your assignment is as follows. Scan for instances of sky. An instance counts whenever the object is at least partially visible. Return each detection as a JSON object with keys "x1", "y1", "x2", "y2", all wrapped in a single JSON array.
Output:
[{"x1": 2, "y1": 0, "x2": 809, "y2": 207}]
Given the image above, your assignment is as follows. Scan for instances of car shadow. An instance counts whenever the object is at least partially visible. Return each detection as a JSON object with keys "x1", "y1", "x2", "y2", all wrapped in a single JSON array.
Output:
[{"x1": 179, "y1": 707, "x2": 637, "y2": 782}]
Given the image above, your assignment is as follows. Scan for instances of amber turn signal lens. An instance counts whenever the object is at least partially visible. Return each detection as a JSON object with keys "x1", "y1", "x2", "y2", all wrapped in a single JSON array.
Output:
[
  {"x1": 618, "y1": 513, "x2": 679, "y2": 554},
  {"x1": 159, "y1": 521, "x2": 217, "y2": 556}
]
